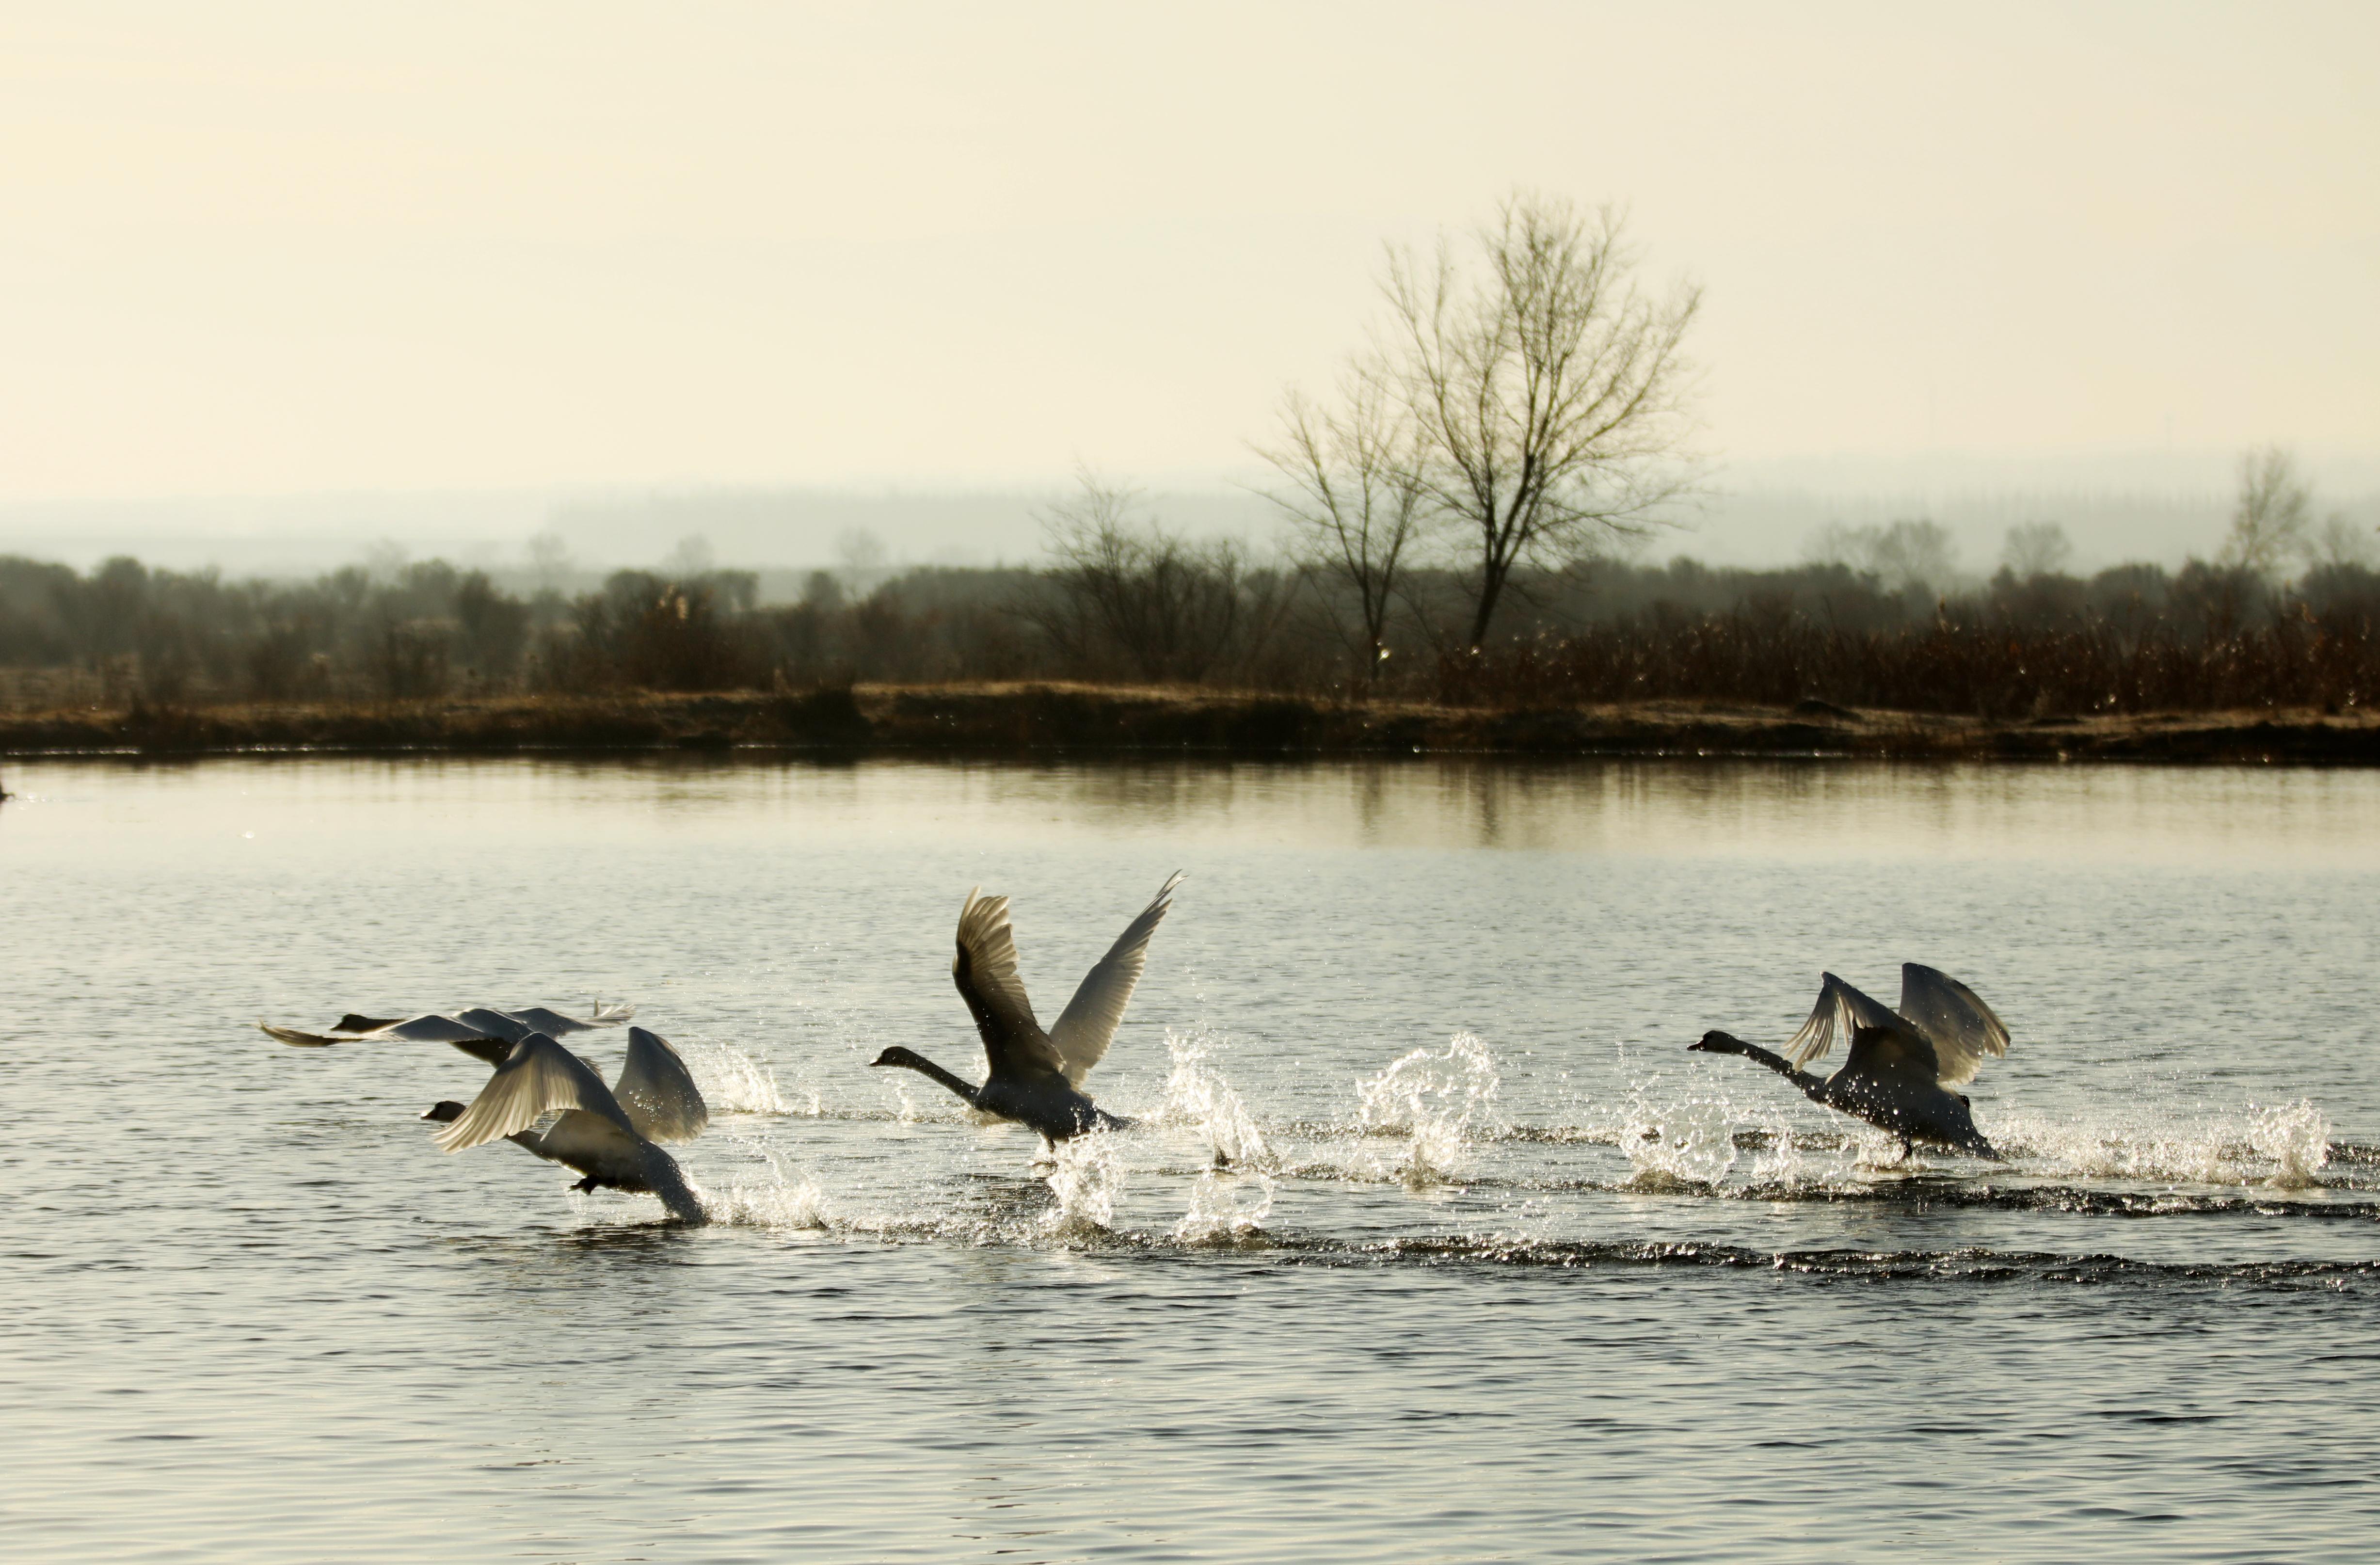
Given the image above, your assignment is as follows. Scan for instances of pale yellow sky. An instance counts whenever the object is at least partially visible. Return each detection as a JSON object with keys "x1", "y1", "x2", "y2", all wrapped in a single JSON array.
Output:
[{"x1": 1, "y1": 0, "x2": 2372, "y2": 501}]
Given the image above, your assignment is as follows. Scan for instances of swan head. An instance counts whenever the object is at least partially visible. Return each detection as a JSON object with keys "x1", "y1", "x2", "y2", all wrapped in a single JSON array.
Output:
[
  {"x1": 420, "y1": 1101, "x2": 466, "y2": 1123},
  {"x1": 869, "y1": 1046, "x2": 924, "y2": 1070},
  {"x1": 1688, "y1": 1031, "x2": 1737, "y2": 1053}
]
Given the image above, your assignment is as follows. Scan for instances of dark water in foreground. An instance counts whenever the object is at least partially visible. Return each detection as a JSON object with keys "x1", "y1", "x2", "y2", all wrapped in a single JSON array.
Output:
[{"x1": 4, "y1": 756, "x2": 2378, "y2": 1562}]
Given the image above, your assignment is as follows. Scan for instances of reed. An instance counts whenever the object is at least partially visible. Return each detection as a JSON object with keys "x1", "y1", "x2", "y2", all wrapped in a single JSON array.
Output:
[
  {"x1": 8, "y1": 550, "x2": 2380, "y2": 720},
  {"x1": 1435, "y1": 608, "x2": 2380, "y2": 717}
]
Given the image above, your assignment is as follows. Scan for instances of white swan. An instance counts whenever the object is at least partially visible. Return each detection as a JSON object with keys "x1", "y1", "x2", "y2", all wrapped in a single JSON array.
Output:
[
  {"x1": 422, "y1": 1026, "x2": 710, "y2": 1222},
  {"x1": 870, "y1": 872, "x2": 1182, "y2": 1146},
  {"x1": 258, "y1": 1002, "x2": 635, "y2": 1065},
  {"x1": 1691, "y1": 964, "x2": 2011, "y2": 1158}
]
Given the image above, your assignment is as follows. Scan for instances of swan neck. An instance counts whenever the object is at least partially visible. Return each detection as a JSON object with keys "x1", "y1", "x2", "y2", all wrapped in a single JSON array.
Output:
[
  {"x1": 1704, "y1": 1032, "x2": 1829, "y2": 1100},
  {"x1": 895, "y1": 1051, "x2": 983, "y2": 1106}
]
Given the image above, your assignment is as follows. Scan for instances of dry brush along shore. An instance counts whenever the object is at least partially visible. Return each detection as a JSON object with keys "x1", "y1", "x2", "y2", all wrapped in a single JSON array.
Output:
[{"x1": 6, "y1": 683, "x2": 2380, "y2": 765}]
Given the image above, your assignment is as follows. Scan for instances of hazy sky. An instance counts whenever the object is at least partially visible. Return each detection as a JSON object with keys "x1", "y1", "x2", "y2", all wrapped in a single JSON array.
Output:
[{"x1": 2, "y1": 1, "x2": 2373, "y2": 502}]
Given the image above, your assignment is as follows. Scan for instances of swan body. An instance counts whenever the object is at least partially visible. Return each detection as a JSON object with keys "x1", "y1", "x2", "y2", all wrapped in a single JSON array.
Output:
[
  {"x1": 259, "y1": 1002, "x2": 635, "y2": 1065},
  {"x1": 1693, "y1": 964, "x2": 2010, "y2": 1159},
  {"x1": 423, "y1": 1026, "x2": 709, "y2": 1222},
  {"x1": 871, "y1": 873, "x2": 1181, "y2": 1145}
]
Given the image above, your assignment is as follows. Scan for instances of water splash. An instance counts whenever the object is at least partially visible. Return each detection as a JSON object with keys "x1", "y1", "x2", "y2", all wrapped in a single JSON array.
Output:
[
  {"x1": 1042, "y1": 1127, "x2": 1125, "y2": 1235},
  {"x1": 1619, "y1": 1086, "x2": 1746, "y2": 1190},
  {"x1": 1173, "y1": 1167, "x2": 1276, "y2": 1242},
  {"x1": 701, "y1": 1138, "x2": 831, "y2": 1229},
  {"x1": 1994, "y1": 1097, "x2": 2335, "y2": 1188},
  {"x1": 1151, "y1": 1028, "x2": 1275, "y2": 1170},
  {"x1": 682, "y1": 1040, "x2": 798, "y2": 1116},
  {"x1": 2253, "y1": 1100, "x2": 2332, "y2": 1189},
  {"x1": 1353, "y1": 1033, "x2": 1502, "y2": 1186},
  {"x1": 713, "y1": 1174, "x2": 831, "y2": 1230}
]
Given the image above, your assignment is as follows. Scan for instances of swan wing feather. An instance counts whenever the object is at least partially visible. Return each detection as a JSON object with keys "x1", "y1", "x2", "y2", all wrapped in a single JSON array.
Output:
[
  {"x1": 456, "y1": 1008, "x2": 537, "y2": 1043},
  {"x1": 502, "y1": 1005, "x2": 625, "y2": 1037},
  {"x1": 355, "y1": 1013, "x2": 503, "y2": 1043},
  {"x1": 259, "y1": 1021, "x2": 339, "y2": 1047},
  {"x1": 953, "y1": 887, "x2": 1067, "y2": 1079},
  {"x1": 1047, "y1": 871, "x2": 1182, "y2": 1086},
  {"x1": 1839, "y1": 1020, "x2": 1943, "y2": 1085},
  {"x1": 261, "y1": 1012, "x2": 499, "y2": 1047},
  {"x1": 1784, "y1": 974, "x2": 1901, "y2": 1070},
  {"x1": 1898, "y1": 963, "x2": 2010, "y2": 1087},
  {"x1": 435, "y1": 1033, "x2": 638, "y2": 1153},
  {"x1": 535, "y1": 1108, "x2": 651, "y2": 1175},
  {"x1": 613, "y1": 1026, "x2": 710, "y2": 1143}
]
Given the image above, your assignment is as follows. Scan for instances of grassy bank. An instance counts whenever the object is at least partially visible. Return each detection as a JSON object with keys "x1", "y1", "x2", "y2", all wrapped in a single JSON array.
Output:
[{"x1": 5, "y1": 683, "x2": 2380, "y2": 764}]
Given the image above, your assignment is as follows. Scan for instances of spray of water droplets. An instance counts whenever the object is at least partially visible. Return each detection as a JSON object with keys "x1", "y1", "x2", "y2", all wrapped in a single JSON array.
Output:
[
  {"x1": 1352, "y1": 1033, "x2": 1502, "y2": 1186},
  {"x1": 1151, "y1": 1030, "x2": 1278, "y2": 1238},
  {"x1": 682, "y1": 1040, "x2": 799, "y2": 1116},
  {"x1": 1041, "y1": 1126, "x2": 1126, "y2": 1235}
]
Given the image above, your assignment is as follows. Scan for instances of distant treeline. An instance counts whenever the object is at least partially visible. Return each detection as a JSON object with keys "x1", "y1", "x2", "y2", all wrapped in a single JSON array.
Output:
[{"x1": 7, "y1": 543, "x2": 2380, "y2": 718}]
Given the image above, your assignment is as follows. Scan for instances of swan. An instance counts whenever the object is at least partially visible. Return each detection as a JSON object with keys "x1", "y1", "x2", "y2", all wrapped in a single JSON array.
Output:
[
  {"x1": 421, "y1": 1026, "x2": 710, "y2": 1222},
  {"x1": 1690, "y1": 964, "x2": 2010, "y2": 1159},
  {"x1": 871, "y1": 872, "x2": 1182, "y2": 1146},
  {"x1": 258, "y1": 1002, "x2": 635, "y2": 1065}
]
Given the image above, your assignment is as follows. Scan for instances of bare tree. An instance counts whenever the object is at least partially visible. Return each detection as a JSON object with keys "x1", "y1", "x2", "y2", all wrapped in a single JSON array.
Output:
[
  {"x1": 2001, "y1": 521, "x2": 2073, "y2": 579},
  {"x1": 2223, "y1": 445, "x2": 2313, "y2": 579},
  {"x1": 527, "y1": 531, "x2": 574, "y2": 595},
  {"x1": 664, "y1": 534, "x2": 716, "y2": 576},
  {"x1": 1031, "y1": 470, "x2": 1255, "y2": 683},
  {"x1": 1380, "y1": 192, "x2": 1702, "y2": 650},
  {"x1": 1809, "y1": 518, "x2": 1960, "y2": 596},
  {"x1": 1256, "y1": 371, "x2": 1426, "y2": 684},
  {"x1": 2309, "y1": 510, "x2": 2377, "y2": 570},
  {"x1": 836, "y1": 527, "x2": 890, "y2": 596}
]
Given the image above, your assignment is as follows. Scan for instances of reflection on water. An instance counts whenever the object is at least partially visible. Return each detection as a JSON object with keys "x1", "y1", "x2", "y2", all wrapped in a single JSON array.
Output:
[
  {"x1": 5, "y1": 755, "x2": 2380, "y2": 1562},
  {"x1": 42, "y1": 750, "x2": 2380, "y2": 864}
]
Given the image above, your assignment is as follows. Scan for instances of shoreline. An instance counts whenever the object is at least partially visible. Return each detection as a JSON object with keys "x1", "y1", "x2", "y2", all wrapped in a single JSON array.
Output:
[{"x1": 4, "y1": 683, "x2": 2380, "y2": 765}]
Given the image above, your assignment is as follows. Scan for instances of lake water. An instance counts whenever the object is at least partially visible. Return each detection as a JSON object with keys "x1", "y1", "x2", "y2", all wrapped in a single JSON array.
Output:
[{"x1": 5, "y1": 755, "x2": 2378, "y2": 1563}]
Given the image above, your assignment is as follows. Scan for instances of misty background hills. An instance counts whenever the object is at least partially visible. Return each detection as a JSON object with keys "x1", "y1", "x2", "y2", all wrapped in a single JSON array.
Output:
[{"x1": 6, "y1": 451, "x2": 2376, "y2": 603}]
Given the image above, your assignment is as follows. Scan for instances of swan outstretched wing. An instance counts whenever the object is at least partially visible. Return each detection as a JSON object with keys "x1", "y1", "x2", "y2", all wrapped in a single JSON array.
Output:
[
  {"x1": 503, "y1": 1005, "x2": 631, "y2": 1037},
  {"x1": 1784, "y1": 974, "x2": 1903, "y2": 1070},
  {"x1": 259, "y1": 1012, "x2": 498, "y2": 1048},
  {"x1": 1838, "y1": 1021, "x2": 1943, "y2": 1086},
  {"x1": 456, "y1": 1008, "x2": 538, "y2": 1042},
  {"x1": 1047, "y1": 872, "x2": 1182, "y2": 1086},
  {"x1": 1898, "y1": 964, "x2": 2010, "y2": 1087},
  {"x1": 434, "y1": 1033, "x2": 639, "y2": 1154},
  {"x1": 259, "y1": 1021, "x2": 344, "y2": 1047},
  {"x1": 613, "y1": 1027, "x2": 709, "y2": 1143},
  {"x1": 953, "y1": 887, "x2": 1067, "y2": 1079}
]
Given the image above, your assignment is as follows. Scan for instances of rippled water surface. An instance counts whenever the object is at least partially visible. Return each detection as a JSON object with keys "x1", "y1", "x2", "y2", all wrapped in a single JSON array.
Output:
[{"x1": 7, "y1": 756, "x2": 2380, "y2": 1562}]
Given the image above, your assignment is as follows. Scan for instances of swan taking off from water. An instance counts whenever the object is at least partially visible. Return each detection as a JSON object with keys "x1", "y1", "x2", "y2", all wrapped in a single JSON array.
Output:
[
  {"x1": 1691, "y1": 964, "x2": 2011, "y2": 1159},
  {"x1": 871, "y1": 872, "x2": 1182, "y2": 1145},
  {"x1": 422, "y1": 1026, "x2": 709, "y2": 1222},
  {"x1": 258, "y1": 1003, "x2": 635, "y2": 1065}
]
